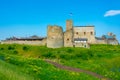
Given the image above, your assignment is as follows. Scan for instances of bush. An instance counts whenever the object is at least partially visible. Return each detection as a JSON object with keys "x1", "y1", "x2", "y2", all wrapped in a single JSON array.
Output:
[
  {"x1": 5, "y1": 56, "x2": 24, "y2": 66},
  {"x1": 76, "y1": 51, "x2": 93, "y2": 60},
  {"x1": 0, "y1": 48, "x2": 4, "y2": 50},
  {"x1": 59, "y1": 53, "x2": 71, "y2": 60},
  {"x1": 97, "y1": 54, "x2": 103, "y2": 58},
  {"x1": 79, "y1": 53, "x2": 89, "y2": 60},
  {"x1": 13, "y1": 50, "x2": 19, "y2": 54},
  {"x1": 8, "y1": 46, "x2": 15, "y2": 50},
  {"x1": 41, "y1": 52, "x2": 55, "y2": 58},
  {"x1": 66, "y1": 48, "x2": 74, "y2": 53},
  {"x1": 0, "y1": 55, "x2": 5, "y2": 61},
  {"x1": 23, "y1": 46, "x2": 29, "y2": 51}
]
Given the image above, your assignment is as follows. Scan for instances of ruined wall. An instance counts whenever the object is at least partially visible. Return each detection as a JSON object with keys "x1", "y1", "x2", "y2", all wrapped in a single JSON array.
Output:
[
  {"x1": 74, "y1": 26, "x2": 96, "y2": 44},
  {"x1": 1, "y1": 40, "x2": 43, "y2": 45},
  {"x1": 107, "y1": 40, "x2": 119, "y2": 45},
  {"x1": 95, "y1": 39, "x2": 107, "y2": 44},
  {"x1": 47, "y1": 25, "x2": 64, "y2": 48},
  {"x1": 41, "y1": 38, "x2": 47, "y2": 46}
]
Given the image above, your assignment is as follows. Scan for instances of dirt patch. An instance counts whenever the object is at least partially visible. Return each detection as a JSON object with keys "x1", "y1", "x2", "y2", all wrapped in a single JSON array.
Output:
[{"x1": 45, "y1": 59, "x2": 111, "y2": 80}]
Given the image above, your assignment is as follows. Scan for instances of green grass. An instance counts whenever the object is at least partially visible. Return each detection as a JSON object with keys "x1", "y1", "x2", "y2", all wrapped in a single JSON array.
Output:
[
  {"x1": 0, "y1": 52, "x2": 98, "y2": 80},
  {"x1": 0, "y1": 60, "x2": 34, "y2": 80},
  {"x1": 0, "y1": 44, "x2": 120, "y2": 80}
]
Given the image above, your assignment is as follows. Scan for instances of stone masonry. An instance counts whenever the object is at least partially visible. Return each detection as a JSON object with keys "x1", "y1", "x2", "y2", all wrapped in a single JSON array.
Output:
[{"x1": 47, "y1": 25, "x2": 64, "y2": 48}]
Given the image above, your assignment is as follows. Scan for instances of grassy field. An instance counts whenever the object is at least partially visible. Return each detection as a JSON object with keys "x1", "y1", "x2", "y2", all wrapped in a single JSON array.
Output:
[{"x1": 0, "y1": 44, "x2": 120, "y2": 80}]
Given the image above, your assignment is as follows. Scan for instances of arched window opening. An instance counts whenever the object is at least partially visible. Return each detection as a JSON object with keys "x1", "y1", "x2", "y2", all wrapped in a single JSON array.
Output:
[
  {"x1": 67, "y1": 38, "x2": 69, "y2": 41},
  {"x1": 84, "y1": 32, "x2": 86, "y2": 35},
  {"x1": 76, "y1": 32, "x2": 78, "y2": 35},
  {"x1": 91, "y1": 32, "x2": 93, "y2": 35}
]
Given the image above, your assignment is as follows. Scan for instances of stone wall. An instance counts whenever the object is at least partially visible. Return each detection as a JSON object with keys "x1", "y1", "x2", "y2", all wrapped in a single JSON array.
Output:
[
  {"x1": 95, "y1": 39, "x2": 107, "y2": 44},
  {"x1": 95, "y1": 39, "x2": 119, "y2": 45},
  {"x1": 1, "y1": 40, "x2": 43, "y2": 45},
  {"x1": 47, "y1": 25, "x2": 64, "y2": 48},
  {"x1": 107, "y1": 40, "x2": 119, "y2": 45},
  {"x1": 41, "y1": 38, "x2": 47, "y2": 46}
]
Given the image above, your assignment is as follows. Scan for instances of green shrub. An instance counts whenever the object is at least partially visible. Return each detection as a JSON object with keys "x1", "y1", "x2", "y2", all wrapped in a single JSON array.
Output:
[
  {"x1": 0, "y1": 48, "x2": 4, "y2": 50},
  {"x1": 13, "y1": 50, "x2": 18, "y2": 54},
  {"x1": 22, "y1": 46, "x2": 29, "y2": 51},
  {"x1": 60, "y1": 54, "x2": 66, "y2": 59},
  {"x1": 66, "y1": 48, "x2": 74, "y2": 53},
  {"x1": 76, "y1": 51, "x2": 93, "y2": 60},
  {"x1": 57, "y1": 51, "x2": 60, "y2": 54},
  {"x1": 59, "y1": 53, "x2": 71, "y2": 60},
  {"x1": 5, "y1": 56, "x2": 25, "y2": 66},
  {"x1": 0, "y1": 55, "x2": 5, "y2": 61},
  {"x1": 97, "y1": 53, "x2": 103, "y2": 58},
  {"x1": 80, "y1": 53, "x2": 89, "y2": 60},
  {"x1": 8, "y1": 46, "x2": 15, "y2": 50},
  {"x1": 41, "y1": 52, "x2": 55, "y2": 58}
]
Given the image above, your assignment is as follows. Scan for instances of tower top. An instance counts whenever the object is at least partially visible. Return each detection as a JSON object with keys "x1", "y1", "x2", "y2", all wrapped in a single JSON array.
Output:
[{"x1": 66, "y1": 20, "x2": 73, "y2": 31}]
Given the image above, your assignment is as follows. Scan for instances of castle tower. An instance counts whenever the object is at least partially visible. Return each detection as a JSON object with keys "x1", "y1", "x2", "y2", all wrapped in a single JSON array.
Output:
[
  {"x1": 108, "y1": 32, "x2": 113, "y2": 36},
  {"x1": 66, "y1": 20, "x2": 73, "y2": 31},
  {"x1": 64, "y1": 20, "x2": 74, "y2": 47},
  {"x1": 47, "y1": 25, "x2": 64, "y2": 48}
]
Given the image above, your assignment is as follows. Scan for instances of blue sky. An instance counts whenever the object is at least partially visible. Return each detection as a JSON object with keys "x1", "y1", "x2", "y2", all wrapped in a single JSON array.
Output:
[{"x1": 0, "y1": 0, "x2": 120, "y2": 42}]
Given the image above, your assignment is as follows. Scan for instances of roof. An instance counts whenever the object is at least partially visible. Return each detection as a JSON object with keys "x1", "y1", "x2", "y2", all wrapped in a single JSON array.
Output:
[
  {"x1": 17, "y1": 37, "x2": 44, "y2": 40},
  {"x1": 5, "y1": 36, "x2": 44, "y2": 41},
  {"x1": 74, "y1": 26, "x2": 94, "y2": 27},
  {"x1": 74, "y1": 38, "x2": 88, "y2": 41},
  {"x1": 95, "y1": 37, "x2": 104, "y2": 40},
  {"x1": 107, "y1": 38, "x2": 116, "y2": 40},
  {"x1": 102, "y1": 35, "x2": 114, "y2": 39}
]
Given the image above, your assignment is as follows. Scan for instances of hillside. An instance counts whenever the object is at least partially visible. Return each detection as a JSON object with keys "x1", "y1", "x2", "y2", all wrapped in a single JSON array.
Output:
[{"x1": 0, "y1": 44, "x2": 120, "y2": 80}]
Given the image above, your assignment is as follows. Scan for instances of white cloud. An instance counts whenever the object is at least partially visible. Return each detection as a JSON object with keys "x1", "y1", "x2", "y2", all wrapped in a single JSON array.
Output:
[{"x1": 104, "y1": 10, "x2": 120, "y2": 17}]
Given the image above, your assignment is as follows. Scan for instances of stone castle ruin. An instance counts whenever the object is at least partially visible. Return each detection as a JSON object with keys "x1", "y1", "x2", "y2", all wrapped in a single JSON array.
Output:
[
  {"x1": 47, "y1": 20, "x2": 119, "y2": 48},
  {"x1": 1, "y1": 20, "x2": 119, "y2": 48}
]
